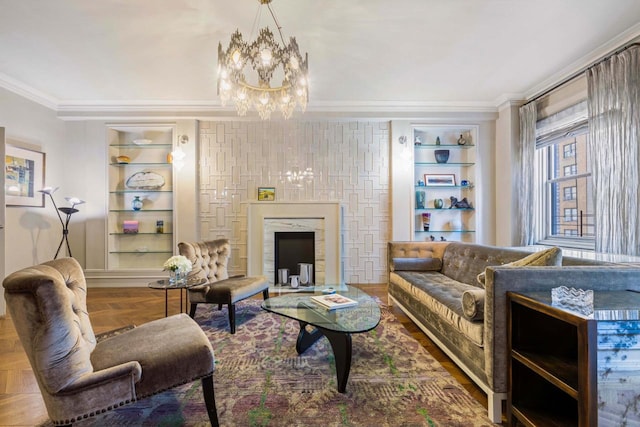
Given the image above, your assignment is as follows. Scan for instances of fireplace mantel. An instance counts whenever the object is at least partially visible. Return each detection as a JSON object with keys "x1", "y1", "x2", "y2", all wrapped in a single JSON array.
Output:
[{"x1": 247, "y1": 202, "x2": 342, "y2": 284}]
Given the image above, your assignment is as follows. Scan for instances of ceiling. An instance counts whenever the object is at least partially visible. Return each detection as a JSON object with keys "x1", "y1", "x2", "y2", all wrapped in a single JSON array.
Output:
[{"x1": 1, "y1": 0, "x2": 640, "y2": 115}]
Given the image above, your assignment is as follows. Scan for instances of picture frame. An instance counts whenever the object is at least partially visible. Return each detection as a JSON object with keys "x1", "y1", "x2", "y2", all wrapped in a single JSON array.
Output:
[
  {"x1": 5, "y1": 145, "x2": 45, "y2": 207},
  {"x1": 258, "y1": 187, "x2": 275, "y2": 201},
  {"x1": 424, "y1": 174, "x2": 456, "y2": 187}
]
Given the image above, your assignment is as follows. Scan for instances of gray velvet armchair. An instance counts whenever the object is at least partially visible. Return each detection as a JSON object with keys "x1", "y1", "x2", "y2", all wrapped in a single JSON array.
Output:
[
  {"x1": 2, "y1": 257, "x2": 219, "y2": 426},
  {"x1": 178, "y1": 239, "x2": 269, "y2": 333}
]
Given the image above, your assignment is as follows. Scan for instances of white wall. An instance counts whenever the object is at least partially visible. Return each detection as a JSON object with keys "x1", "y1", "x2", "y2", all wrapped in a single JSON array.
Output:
[
  {"x1": 0, "y1": 87, "x2": 69, "y2": 274},
  {"x1": 494, "y1": 103, "x2": 521, "y2": 246}
]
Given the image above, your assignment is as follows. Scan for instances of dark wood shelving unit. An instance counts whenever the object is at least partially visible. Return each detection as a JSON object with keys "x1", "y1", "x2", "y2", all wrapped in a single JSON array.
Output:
[{"x1": 507, "y1": 292, "x2": 597, "y2": 427}]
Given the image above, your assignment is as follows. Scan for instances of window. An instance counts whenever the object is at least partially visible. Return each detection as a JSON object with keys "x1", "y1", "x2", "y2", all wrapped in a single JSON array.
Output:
[
  {"x1": 563, "y1": 186, "x2": 577, "y2": 200},
  {"x1": 535, "y1": 100, "x2": 595, "y2": 249},
  {"x1": 563, "y1": 142, "x2": 576, "y2": 158},
  {"x1": 564, "y1": 208, "x2": 578, "y2": 222}
]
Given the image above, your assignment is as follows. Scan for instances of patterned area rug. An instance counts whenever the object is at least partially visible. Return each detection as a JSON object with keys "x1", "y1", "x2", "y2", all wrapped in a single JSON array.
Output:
[{"x1": 54, "y1": 300, "x2": 496, "y2": 426}]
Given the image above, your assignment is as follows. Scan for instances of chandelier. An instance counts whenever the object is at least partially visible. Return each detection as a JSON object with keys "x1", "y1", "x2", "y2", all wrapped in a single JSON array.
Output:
[{"x1": 217, "y1": 0, "x2": 309, "y2": 120}]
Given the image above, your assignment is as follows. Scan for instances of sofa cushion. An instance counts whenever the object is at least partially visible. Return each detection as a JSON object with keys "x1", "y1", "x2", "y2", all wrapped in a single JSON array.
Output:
[
  {"x1": 391, "y1": 257, "x2": 442, "y2": 272},
  {"x1": 392, "y1": 271, "x2": 484, "y2": 347},
  {"x1": 476, "y1": 246, "x2": 562, "y2": 287},
  {"x1": 462, "y1": 289, "x2": 485, "y2": 321}
]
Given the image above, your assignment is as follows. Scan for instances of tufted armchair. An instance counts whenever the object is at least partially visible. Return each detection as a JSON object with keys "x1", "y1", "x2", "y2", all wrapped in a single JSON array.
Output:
[
  {"x1": 2, "y1": 258, "x2": 218, "y2": 426},
  {"x1": 178, "y1": 239, "x2": 269, "y2": 333}
]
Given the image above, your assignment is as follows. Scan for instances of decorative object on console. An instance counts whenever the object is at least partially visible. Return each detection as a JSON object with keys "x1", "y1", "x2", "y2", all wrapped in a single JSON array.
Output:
[
  {"x1": 131, "y1": 196, "x2": 143, "y2": 211},
  {"x1": 156, "y1": 220, "x2": 164, "y2": 233},
  {"x1": 457, "y1": 134, "x2": 466, "y2": 145},
  {"x1": 415, "y1": 191, "x2": 425, "y2": 209},
  {"x1": 289, "y1": 275, "x2": 300, "y2": 288},
  {"x1": 414, "y1": 135, "x2": 422, "y2": 145},
  {"x1": 434, "y1": 149, "x2": 450, "y2": 164},
  {"x1": 126, "y1": 171, "x2": 165, "y2": 190},
  {"x1": 450, "y1": 196, "x2": 471, "y2": 209},
  {"x1": 551, "y1": 286, "x2": 594, "y2": 316},
  {"x1": 38, "y1": 186, "x2": 85, "y2": 259},
  {"x1": 116, "y1": 155, "x2": 130, "y2": 164},
  {"x1": 435, "y1": 136, "x2": 441, "y2": 145},
  {"x1": 277, "y1": 268, "x2": 289, "y2": 286},
  {"x1": 434, "y1": 198, "x2": 444, "y2": 209},
  {"x1": 123, "y1": 220, "x2": 139, "y2": 234},
  {"x1": 217, "y1": 0, "x2": 309, "y2": 120}
]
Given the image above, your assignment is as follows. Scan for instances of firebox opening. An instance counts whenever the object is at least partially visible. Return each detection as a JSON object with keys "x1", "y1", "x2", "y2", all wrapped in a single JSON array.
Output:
[{"x1": 274, "y1": 231, "x2": 315, "y2": 285}]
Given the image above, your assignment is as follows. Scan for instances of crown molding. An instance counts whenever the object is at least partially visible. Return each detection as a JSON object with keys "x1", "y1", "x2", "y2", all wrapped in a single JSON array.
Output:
[
  {"x1": 524, "y1": 22, "x2": 640, "y2": 101},
  {"x1": 0, "y1": 72, "x2": 58, "y2": 110}
]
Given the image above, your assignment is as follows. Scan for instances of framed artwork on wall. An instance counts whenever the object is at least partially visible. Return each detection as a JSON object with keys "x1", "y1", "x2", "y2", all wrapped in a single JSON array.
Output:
[
  {"x1": 5, "y1": 145, "x2": 45, "y2": 207},
  {"x1": 424, "y1": 174, "x2": 456, "y2": 187},
  {"x1": 258, "y1": 187, "x2": 275, "y2": 201}
]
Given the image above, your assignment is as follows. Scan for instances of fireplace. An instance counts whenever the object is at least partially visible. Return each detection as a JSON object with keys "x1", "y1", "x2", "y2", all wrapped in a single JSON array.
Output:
[
  {"x1": 274, "y1": 232, "x2": 315, "y2": 284},
  {"x1": 247, "y1": 202, "x2": 342, "y2": 285}
]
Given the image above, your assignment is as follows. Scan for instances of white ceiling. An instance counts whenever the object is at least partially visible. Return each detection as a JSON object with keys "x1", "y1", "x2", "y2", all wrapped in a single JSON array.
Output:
[{"x1": 1, "y1": 0, "x2": 640, "y2": 114}]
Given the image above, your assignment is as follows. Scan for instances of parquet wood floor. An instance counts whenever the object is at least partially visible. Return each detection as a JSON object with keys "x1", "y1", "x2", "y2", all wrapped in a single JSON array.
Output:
[{"x1": 0, "y1": 283, "x2": 492, "y2": 426}]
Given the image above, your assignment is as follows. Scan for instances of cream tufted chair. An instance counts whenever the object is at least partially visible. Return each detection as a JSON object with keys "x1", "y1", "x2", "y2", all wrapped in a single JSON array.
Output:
[
  {"x1": 2, "y1": 258, "x2": 219, "y2": 426},
  {"x1": 178, "y1": 239, "x2": 269, "y2": 334}
]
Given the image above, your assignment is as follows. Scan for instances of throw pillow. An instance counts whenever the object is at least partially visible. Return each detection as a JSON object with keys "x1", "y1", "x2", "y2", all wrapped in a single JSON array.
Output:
[
  {"x1": 392, "y1": 257, "x2": 442, "y2": 272},
  {"x1": 476, "y1": 247, "x2": 562, "y2": 287},
  {"x1": 461, "y1": 289, "x2": 485, "y2": 321}
]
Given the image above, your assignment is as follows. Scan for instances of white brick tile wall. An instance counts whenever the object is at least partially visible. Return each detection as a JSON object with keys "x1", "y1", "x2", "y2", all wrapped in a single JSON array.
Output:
[{"x1": 199, "y1": 120, "x2": 390, "y2": 284}]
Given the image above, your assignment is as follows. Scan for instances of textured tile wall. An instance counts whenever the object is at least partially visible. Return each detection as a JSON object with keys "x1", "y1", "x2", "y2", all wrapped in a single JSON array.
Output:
[{"x1": 199, "y1": 120, "x2": 390, "y2": 284}]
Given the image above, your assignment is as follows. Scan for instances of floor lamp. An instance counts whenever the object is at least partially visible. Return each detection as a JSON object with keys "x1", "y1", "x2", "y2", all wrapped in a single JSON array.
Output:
[{"x1": 39, "y1": 187, "x2": 85, "y2": 259}]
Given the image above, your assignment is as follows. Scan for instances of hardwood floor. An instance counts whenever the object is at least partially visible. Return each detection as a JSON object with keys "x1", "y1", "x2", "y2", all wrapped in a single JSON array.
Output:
[{"x1": 0, "y1": 283, "x2": 492, "y2": 426}]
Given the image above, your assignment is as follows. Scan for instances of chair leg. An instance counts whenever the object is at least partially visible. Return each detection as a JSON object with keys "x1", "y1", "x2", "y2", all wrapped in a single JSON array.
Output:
[
  {"x1": 262, "y1": 289, "x2": 270, "y2": 300},
  {"x1": 189, "y1": 303, "x2": 198, "y2": 318},
  {"x1": 228, "y1": 304, "x2": 236, "y2": 334},
  {"x1": 202, "y1": 374, "x2": 219, "y2": 427}
]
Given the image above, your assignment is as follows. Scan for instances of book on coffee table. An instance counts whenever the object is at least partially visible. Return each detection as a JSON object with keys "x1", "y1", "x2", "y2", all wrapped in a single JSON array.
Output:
[{"x1": 310, "y1": 293, "x2": 358, "y2": 310}]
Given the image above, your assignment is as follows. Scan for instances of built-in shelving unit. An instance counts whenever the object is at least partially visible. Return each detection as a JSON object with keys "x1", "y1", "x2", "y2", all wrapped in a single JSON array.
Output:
[
  {"x1": 412, "y1": 125, "x2": 478, "y2": 242},
  {"x1": 107, "y1": 125, "x2": 176, "y2": 270}
]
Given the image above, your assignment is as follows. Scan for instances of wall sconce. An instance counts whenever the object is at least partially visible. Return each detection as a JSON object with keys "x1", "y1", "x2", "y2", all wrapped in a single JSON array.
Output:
[
  {"x1": 38, "y1": 186, "x2": 85, "y2": 259},
  {"x1": 170, "y1": 134, "x2": 188, "y2": 171},
  {"x1": 398, "y1": 136, "x2": 408, "y2": 145}
]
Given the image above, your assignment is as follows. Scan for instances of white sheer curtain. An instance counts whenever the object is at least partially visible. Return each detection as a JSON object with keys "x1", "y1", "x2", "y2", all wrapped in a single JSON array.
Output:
[
  {"x1": 516, "y1": 102, "x2": 537, "y2": 245},
  {"x1": 587, "y1": 45, "x2": 640, "y2": 255}
]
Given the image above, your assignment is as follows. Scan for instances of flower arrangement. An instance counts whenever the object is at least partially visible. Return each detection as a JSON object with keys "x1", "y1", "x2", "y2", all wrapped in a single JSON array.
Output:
[{"x1": 163, "y1": 255, "x2": 192, "y2": 273}]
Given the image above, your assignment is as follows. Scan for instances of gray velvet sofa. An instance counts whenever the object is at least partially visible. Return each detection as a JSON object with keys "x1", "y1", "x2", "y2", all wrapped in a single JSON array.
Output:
[{"x1": 387, "y1": 241, "x2": 640, "y2": 423}]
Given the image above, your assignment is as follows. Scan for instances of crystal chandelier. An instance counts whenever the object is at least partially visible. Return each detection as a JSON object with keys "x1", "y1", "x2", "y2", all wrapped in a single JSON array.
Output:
[{"x1": 217, "y1": 0, "x2": 309, "y2": 120}]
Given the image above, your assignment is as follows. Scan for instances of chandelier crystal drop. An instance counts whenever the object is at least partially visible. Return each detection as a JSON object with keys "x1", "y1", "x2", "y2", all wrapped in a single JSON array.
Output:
[{"x1": 217, "y1": 0, "x2": 309, "y2": 120}]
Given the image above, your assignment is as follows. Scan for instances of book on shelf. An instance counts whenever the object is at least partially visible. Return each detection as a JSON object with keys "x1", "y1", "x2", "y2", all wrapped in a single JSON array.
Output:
[
  {"x1": 123, "y1": 220, "x2": 139, "y2": 234},
  {"x1": 310, "y1": 293, "x2": 358, "y2": 310}
]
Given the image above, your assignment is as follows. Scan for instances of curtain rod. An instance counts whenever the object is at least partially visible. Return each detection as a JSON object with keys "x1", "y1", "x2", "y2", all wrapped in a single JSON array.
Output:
[{"x1": 525, "y1": 41, "x2": 640, "y2": 105}]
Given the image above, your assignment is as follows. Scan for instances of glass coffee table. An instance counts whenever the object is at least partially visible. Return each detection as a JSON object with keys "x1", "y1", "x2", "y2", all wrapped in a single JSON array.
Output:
[{"x1": 261, "y1": 285, "x2": 381, "y2": 393}]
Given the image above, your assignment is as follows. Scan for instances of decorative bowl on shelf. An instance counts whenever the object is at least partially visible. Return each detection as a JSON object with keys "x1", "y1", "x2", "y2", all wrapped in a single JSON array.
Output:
[
  {"x1": 116, "y1": 155, "x2": 131, "y2": 164},
  {"x1": 125, "y1": 171, "x2": 165, "y2": 190},
  {"x1": 132, "y1": 139, "x2": 152, "y2": 145},
  {"x1": 434, "y1": 149, "x2": 450, "y2": 164}
]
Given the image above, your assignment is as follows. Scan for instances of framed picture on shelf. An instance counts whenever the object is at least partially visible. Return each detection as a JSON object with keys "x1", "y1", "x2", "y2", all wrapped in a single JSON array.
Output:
[
  {"x1": 424, "y1": 174, "x2": 456, "y2": 187},
  {"x1": 258, "y1": 187, "x2": 275, "y2": 201},
  {"x1": 5, "y1": 145, "x2": 46, "y2": 207}
]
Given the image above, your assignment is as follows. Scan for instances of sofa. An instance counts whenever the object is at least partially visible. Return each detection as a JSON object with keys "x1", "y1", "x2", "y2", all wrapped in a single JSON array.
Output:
[{"x1": 387, "y1": 241, "x2": 640, "y2": 423}]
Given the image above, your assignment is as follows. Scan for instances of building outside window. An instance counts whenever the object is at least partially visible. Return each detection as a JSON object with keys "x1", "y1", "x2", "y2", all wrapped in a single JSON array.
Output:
[
  {"x1": 563, "y1": 142, "x2": 576, "y2": 158},
  {"x1": 564, "y1": 208, "x2": 578, "y2": 222},
  {"x1": 563, "y1": 164, "x2": 577, "y2": 176},
  {"x1": 564, "y1": 186, "x2": 577, "y2": 200}
]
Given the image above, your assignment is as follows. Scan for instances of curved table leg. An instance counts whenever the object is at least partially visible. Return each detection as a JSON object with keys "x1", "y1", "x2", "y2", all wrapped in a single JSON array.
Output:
[
  {"x1": 296, "y1": 321, "x2": 323, "y2": 354},
  {"x1": 295, "y1": 321, "x2": 353, "y2": 393}
]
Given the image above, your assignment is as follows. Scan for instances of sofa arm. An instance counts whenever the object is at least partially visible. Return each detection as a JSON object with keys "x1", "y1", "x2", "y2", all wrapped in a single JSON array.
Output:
[{"x1": 483, "y1": 265, "x2": 640, "y2": 394}]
